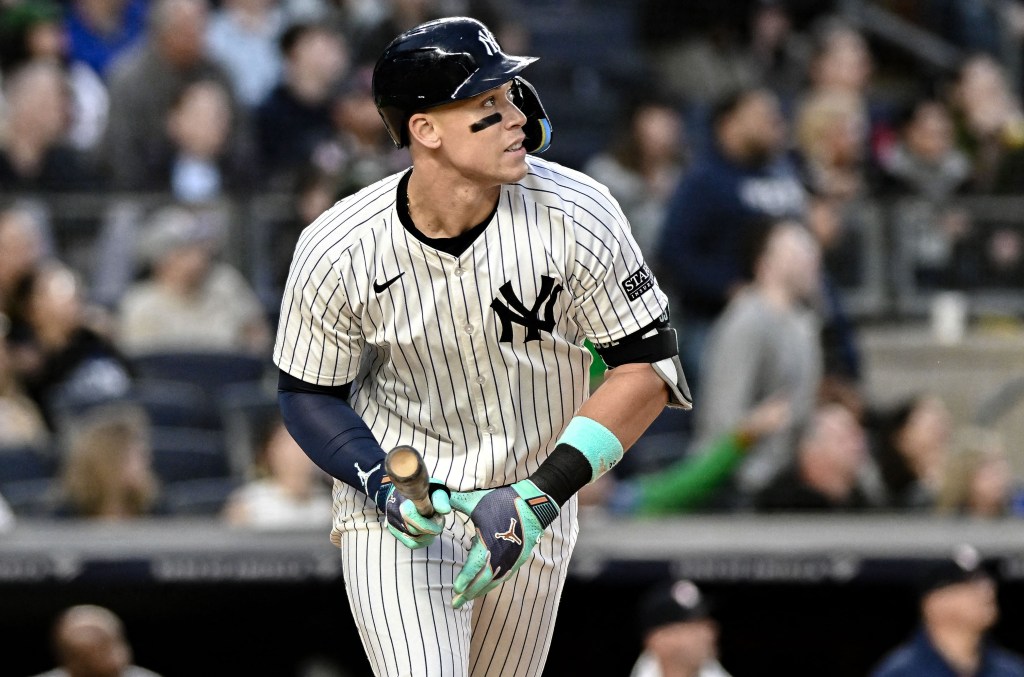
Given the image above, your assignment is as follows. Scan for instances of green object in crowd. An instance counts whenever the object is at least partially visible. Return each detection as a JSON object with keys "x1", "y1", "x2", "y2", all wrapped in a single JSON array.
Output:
[{"x1": 585, "y1": 340, "x2": 607, "y2": 380}]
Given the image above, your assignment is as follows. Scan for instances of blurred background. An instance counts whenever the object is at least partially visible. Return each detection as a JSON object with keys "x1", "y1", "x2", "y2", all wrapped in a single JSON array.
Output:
[{"x1": 3, "y1": 0, "x2": 1024, "y2": 674}]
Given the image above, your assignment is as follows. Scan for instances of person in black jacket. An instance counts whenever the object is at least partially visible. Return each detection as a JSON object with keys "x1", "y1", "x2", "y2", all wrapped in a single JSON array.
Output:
[{"x1": 755, "y1": 402, "x2": 872, "y2": 512}]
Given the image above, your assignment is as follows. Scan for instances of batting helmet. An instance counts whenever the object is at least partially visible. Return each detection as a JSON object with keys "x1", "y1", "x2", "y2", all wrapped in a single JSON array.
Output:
[{"x1": 372, "y1": 16, "x2": 552, "y2": 153}]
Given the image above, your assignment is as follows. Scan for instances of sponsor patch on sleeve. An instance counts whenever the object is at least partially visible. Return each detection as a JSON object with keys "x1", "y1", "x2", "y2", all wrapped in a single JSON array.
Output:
[{"x1": 620, "y1": 264, "x2": 654, "y2": 300}]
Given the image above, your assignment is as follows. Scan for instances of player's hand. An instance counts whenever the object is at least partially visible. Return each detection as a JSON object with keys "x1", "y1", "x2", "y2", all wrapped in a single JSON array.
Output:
[
  {"x1": 448, "y1": 480, "x2": 559, "y2": 608},
  {"x1": 376, "y1": 478, "x2": 452, "y2": 549}
]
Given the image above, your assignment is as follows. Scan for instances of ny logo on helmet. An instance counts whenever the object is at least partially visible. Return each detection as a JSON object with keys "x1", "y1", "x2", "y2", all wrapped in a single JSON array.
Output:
[
  {"x1": 490, "y1": 276, "x2": 562, "y2": 342},
  {"x1": 478, "y1": 29, "x2": 500, "y2": 56}
]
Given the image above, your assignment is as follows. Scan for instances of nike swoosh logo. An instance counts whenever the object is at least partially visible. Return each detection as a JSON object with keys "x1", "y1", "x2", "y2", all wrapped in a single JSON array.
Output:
[{"x1": 373, "y1": 272, "x2": 405, "y2": 293}]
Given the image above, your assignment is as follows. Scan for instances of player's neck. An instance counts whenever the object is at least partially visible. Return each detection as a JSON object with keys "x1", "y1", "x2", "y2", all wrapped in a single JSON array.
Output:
[{"x1": 407, "y1": 169, "x2": 500, "y2": 238}]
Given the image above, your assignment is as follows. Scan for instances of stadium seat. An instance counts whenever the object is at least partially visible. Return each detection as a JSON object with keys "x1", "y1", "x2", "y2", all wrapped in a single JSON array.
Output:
[
  {"x1": 0, "y1": 445, "x2": 56, "y2": 486},
  {"x1": 149, "y1": 426, "x2": 231, "y2": 484},
  {"x1": 161, "y1": 477, "x2": 243, "y2": 516},
  {"x1": 132, "y1": 379, "x2": 221, "y2": 430},
  {"x1": 130, "y1": 351, "x2": 270, "y2": 398}
]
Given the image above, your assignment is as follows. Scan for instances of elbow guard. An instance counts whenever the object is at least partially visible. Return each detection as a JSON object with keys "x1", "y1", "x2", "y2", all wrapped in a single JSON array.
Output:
[{"x1": 594, "y1": 321, "x2": 693, "y2": 410}]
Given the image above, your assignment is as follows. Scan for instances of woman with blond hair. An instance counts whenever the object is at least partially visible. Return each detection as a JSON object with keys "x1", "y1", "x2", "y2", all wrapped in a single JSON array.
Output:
[
  {"x1": 793, "y1": 88, "x2": 868, "y2": 200},
  {"x1": 936, "y1": 426, "x2": 1017, "y2": 518},
  {"x1": 58, "y1": 404, "x2": 161, "y2": 519}
]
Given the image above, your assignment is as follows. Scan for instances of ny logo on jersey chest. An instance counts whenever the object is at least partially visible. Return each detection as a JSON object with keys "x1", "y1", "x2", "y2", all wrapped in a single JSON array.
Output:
[{"x1": 490, "y1": 275, "x2": 562, "y2": 343}]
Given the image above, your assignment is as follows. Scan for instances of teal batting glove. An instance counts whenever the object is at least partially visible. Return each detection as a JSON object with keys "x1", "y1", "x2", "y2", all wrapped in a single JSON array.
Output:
[
  {"x1": 449, "y1": 480, "x2": 559, "y2": 609},
  {"x1": 375, "y1": 477, "x2": 452, "y2": 550}
]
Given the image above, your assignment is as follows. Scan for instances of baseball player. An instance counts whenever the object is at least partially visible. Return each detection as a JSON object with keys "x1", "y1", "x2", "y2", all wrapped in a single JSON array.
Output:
[{"x1": 274, "y1": 16, "x2": 691, "y2": 677}]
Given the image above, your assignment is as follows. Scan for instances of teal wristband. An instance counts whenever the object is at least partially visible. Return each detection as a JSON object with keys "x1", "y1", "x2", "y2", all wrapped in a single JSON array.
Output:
[{"x1": 556, "y1": 416, "x2": 624, "y2": 482}]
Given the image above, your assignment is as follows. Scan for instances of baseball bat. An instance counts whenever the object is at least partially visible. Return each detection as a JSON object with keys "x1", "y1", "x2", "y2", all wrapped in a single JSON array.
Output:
[{"x1": 385, "y1": 445, "x2": 434, "y2": 518}]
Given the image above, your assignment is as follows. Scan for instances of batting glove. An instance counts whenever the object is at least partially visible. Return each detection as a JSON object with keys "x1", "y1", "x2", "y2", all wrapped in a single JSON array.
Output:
[
  {"x1": 449, "y1": 480, "x2": 559, "y2": 608},
  {"x1": 375, "y1": 477, "x2": 452, "y2": 550}
]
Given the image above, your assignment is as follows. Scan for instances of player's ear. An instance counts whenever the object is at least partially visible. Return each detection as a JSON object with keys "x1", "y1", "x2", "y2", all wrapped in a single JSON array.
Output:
[{"x1": 408, "y1": 113, "x2": 441, "y2": 149}]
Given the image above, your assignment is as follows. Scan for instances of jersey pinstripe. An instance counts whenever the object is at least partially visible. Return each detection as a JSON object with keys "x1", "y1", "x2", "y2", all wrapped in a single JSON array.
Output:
[{"x1": 274, "y1": 155, "x2": 670, "y2": 676}]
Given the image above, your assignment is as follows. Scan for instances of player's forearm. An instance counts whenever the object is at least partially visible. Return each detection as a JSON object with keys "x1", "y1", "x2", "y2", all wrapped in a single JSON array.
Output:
[
  {"x1": 277, "y1": 378, "x2": 389, "y2": 504},
  {"x1": 530, "y1": 364, "x2": 669, "y2": 506},
  {"x1": 577, "y1": 363, "x2": 669, "y2": 450}
]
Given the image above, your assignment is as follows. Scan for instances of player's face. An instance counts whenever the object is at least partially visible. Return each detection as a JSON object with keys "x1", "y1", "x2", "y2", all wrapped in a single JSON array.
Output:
[{"x1": 428, "y1": 81, "x2": 530, "y2": 184}]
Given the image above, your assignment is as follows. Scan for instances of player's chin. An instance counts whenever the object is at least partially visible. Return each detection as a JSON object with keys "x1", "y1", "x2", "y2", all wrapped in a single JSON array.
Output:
[{"x1": 499, "y1": 150, "x2": 529, "y2": 180}]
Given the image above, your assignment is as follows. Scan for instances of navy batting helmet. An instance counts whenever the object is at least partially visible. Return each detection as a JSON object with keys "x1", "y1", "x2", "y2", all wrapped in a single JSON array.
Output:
[{"x1": 372, "y1": 16, "x2": 552, "y2": 153}]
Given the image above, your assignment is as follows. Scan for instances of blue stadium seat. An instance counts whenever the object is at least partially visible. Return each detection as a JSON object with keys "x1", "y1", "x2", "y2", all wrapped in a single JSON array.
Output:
[
  {"x1": 130, "y1": 351, "x2": 270, "y2": 399},
  {"x1": 161, "y1": 477, "x2": 243, "y2": 516},
  {"x1": 0, "y1": 445, "x2": 56, "y2": 486},
  {"x1": 149, "y1": 426, "x2": 231, "y2": 484}
]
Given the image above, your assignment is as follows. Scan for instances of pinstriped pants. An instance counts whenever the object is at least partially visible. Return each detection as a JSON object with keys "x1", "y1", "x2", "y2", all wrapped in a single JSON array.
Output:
[{"x1": 339, "y1": 498, "x2": 578, "y2": 677}]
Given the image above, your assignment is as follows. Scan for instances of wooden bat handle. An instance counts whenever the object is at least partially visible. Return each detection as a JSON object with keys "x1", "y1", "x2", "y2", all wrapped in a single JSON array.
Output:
[{"x1": 385, "y1": 445, "x2": 434, "y2": 518}]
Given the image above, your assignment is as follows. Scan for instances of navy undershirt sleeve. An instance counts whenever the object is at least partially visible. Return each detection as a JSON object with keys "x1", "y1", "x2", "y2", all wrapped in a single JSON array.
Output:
[{"x1": 277, "y1": 369, "x2": 389, "y2": 506}]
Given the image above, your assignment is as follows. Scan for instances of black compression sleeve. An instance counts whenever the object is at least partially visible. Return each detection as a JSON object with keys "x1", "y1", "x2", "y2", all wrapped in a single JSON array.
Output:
[{"x1": 277, "y1": 370, "x2": 389, "y2": 506}]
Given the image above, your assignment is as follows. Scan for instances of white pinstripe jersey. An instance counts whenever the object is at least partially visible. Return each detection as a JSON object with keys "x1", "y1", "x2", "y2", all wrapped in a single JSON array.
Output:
[{"x1": 274, "y1": 155, "x2": 670, "y2": 532}]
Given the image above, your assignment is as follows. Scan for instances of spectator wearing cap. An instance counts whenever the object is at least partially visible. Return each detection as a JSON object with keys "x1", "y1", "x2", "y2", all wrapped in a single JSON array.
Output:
[
  {"x1": 116, "y1": 206, "x2": 271, "y2": 356},
  {"x1": 632, "y1": 579, "x2": 731, "y2": 677},
  {"x1": 870, "y1": 546, "x2": 1024, "y2": 677}
]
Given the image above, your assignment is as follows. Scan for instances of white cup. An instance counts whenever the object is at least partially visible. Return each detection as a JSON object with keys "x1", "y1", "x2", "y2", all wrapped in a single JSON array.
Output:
[{"x1": 931, "y1": 291, "x2": 968, "y2": 344}]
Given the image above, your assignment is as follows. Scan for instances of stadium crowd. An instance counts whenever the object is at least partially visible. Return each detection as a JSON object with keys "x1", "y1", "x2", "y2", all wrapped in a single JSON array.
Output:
[{"x1": 0, "y1": 0, "x2": 1023, "y2": 528}]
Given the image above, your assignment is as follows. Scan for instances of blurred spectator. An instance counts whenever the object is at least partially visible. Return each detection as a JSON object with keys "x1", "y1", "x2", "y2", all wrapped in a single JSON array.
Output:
[
  {"x1": 102, "y1": 0, "x2": 245, "y2": 191},
  {"x1": 117, "y1": 205, "x2": 271, "y2": 356},
  {"x1": 0, "y1": 0, "x2": 110, "y2": 153},
  {"x1": 0, "y1": 207, "x2": 52, "y2": 379},
  {"x1": 877, "y1": 97, "x2": 973, "y2": 290},
  {"x1": 31, "y1": 604, "x2": 162, "y2": 677},
  {"x1": 802, "y1": 16, "x2": 893, "y2": 164},
  {"x1": 948, "y1": 53, "x2": 1024, "y2": 194},
  {"x1": 0, "y1": 206, "x2": 48, "y2": 317},
  {"x1": 638, "y1": 1, "x2": 758, "y2": 111},
  {"x1": 64, "y1": 0, "x2": 148, "y2": 79},
  {"x1": 805, "y1": 17, "x2": 874, "y2": 100},
  {"x1": 754, "y1": 402, "x2": 873, "y2": 512},
  {"x1": 807, "y1": 194, "x2": 865, "y2": 418},
  {"x1": 584, "y1": 95, "x2": 688, "y2": 258},
  {"x1": 0, "y1": 60, "x2": 99, "y2": 192},
  {"x1": 694, "y1": 220, "x2": 822, "y2": 501},
  {"x1": 656, "y1": 86, "x2": 806, "y2": 393},
  {"x1": 205, "y1": 0, "x2": 286, "y2": 109},
  {"x1": 745, "y1": 0, "x2": 812, "y2": 105},
  {"x1": 937, "y1": 427, "x2": 1018, "y2": 518},
  {"x1": 870, "y1": 545, "x2": 1024, "y2": 677},
  {"x1": 631, "y1": 578, "x2": 731, "y2": 677},
  {"x1": 56, "y1": 403, "x2": 161, "y2": 519},
  {"x1": 868, "y1": 394, "x2": 953, "y2": 510},
  {"x1": 255, "y1": 22, "x2": 349, "y2": 189},
  {"x1": 0, "y1": 488, "x2": 13, "y2": 532},
  {"x1": 0, "y1": 0, "x2": 63, "y2": 72},
  {"x1": 222, "y1": 417, "x2": 332, "y2": 529},
  {"x1": 8, "y1": 260, "x2": 133, "y2": 429},
  {"x1": 156, "y1": 78, "x2": 257, "y2": 203},
  {"x1": 877, "y1": 97, "x2": 971, "y2": 202},
  {"x1": 318, "y1": 65, "x2": 411, "y2": 195},
  {"x1": 793, "y1": 89, "x2": 869, "y2": 201},
  {"x1": 586, "y1": 395, "x2": 791, "y2": 516},
  {"x1": 0, "y1": 311, "x2": 49, "y2": 450}
]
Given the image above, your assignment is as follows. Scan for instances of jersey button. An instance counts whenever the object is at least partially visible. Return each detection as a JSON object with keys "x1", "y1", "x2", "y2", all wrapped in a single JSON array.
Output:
[
  {"x1": 464, "y1": 324, "x2": 474, "y2": 334},
  {"x1": 454, "y1": 267, "x2": 464, "y2": 276},
  {"x1": 475, "y1": 376, "x2": 486, "y2": 384},
  {"x1": 483, "y1": 425, "x2": 496, "y2": 434}
]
